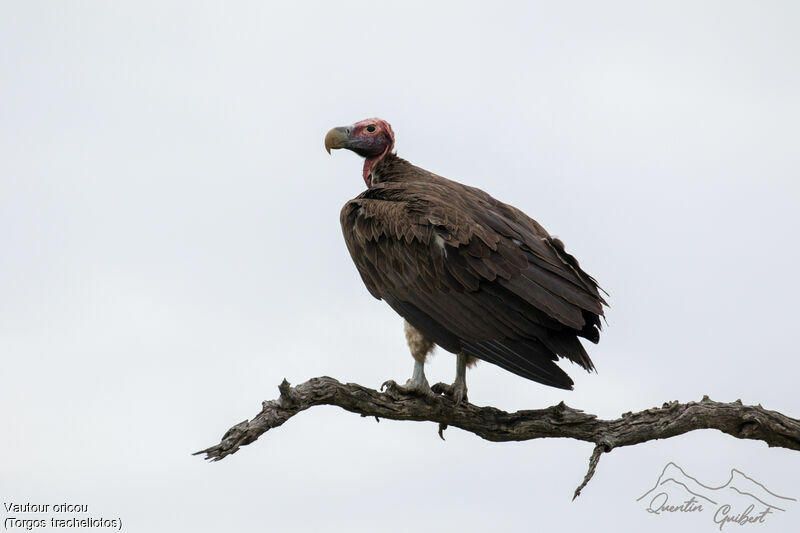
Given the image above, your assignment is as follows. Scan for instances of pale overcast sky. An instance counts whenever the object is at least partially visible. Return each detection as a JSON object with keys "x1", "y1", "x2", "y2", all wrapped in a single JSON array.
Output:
[{"x1": 1, "y1": 2, "x2": 799, "y2": 532}]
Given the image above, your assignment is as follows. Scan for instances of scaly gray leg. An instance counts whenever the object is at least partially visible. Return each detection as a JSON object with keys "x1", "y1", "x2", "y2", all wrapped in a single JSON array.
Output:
[
  {"x1": 405, "y1": 359, "x2": 433, "y2": 394},
  {"x1": 451, "y1": 353, "x2": 469, "y2": 405}
]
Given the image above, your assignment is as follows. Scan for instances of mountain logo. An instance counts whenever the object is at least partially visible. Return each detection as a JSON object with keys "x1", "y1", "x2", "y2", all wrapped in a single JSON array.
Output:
[
  {"x1": 637, "y1": 462, "x2": 796, "y2": 530},
  {"x1": 636, "y1": 462, "x2": 797, "y2": 531}
]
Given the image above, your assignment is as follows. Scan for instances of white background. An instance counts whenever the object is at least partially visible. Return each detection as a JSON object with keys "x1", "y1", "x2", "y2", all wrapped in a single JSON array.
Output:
[{"x1": 1, "y1": 2, "x2": 798, "y2": 532}]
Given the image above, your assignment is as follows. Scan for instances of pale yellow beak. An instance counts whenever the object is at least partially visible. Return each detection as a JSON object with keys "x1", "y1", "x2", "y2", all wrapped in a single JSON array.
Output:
[{"x1": 324, "y1": 126, "x2": 350, "y2": 154}]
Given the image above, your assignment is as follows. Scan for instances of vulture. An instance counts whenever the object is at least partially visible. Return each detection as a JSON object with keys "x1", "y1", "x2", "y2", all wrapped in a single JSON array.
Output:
[{"x1": 325, "y1": 118, "x2": 607, "y2": 403}]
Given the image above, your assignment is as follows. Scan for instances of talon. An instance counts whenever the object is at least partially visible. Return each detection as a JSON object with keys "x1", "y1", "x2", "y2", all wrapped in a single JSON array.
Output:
[
  {"x1": 452, "y1": 386, "x2": 468, "y2": 406},
  {"x1": 432, "y1": 382, "x2": 468, "y2": 405}
]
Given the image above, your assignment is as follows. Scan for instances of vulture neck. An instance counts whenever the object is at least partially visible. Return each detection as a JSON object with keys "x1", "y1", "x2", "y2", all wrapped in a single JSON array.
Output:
[{"x1": 366, "y1": 152, "x2": 411, "y2": 188}]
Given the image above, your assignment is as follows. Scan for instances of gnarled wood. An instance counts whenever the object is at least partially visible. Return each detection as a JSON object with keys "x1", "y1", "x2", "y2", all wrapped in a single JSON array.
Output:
[{"x1": 194, "y1": 377, "x2": 800, "y2": 496}]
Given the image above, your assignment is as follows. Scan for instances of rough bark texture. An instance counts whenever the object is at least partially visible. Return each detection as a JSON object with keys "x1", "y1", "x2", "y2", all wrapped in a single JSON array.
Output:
[{"x1": 194, "y1": 376, "x2": 800, "y2": 496}]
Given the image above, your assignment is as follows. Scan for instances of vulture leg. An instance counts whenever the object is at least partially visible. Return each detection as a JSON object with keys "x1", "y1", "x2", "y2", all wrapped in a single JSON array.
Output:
[
  {"x1": 405, "y1": 359, "x2": 431, "y2": 394},
  {"x1": 389, "y1": 321, "x2": 434, "y2": 396},
  {"x1": 450, "y1": 353, "x2": 472, "y2": 405}
]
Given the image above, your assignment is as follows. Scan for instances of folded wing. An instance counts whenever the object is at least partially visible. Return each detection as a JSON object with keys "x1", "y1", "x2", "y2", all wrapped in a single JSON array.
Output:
[{"x1": 340, "y1": 176, "x2": 606, "y2": 390}]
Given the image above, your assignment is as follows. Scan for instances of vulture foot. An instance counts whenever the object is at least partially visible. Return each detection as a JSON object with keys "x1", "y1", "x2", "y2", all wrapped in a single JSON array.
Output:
[
  {"x1": 451, "y1": 379, "x2": 468, "y2": 405},
  {"x1": 381, "y1": 359, "x2": 434, "y2": 398},
  {"x1": 431, "y1": 382, "x2": 469, "y2": 406},
  {"x1": 380, "y1": 378, "x2": 434, "y2": 398}
]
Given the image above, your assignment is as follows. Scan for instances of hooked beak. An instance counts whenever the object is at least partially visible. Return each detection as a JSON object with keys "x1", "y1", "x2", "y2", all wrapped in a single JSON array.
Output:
[{"x1": 324, "y1": 126, "x2": 351, "y2": 154}]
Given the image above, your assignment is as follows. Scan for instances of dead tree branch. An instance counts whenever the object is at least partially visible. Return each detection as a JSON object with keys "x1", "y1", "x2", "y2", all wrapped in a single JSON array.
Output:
[{"x1": 194, "y1": 376, "x2": 800, "y2": 497}]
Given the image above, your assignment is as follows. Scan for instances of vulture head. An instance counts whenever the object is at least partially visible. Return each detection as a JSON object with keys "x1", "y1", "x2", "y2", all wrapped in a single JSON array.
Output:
[{"x1": 325, "y1": 118, "x2": 395, "y2": 186}]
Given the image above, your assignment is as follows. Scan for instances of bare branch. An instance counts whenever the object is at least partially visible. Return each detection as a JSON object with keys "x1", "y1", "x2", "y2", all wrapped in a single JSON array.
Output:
[
  {"x1": 573, "y1": 444, "x2": 605, "y2": 500},
  {"x1": 194, "y1": 377, "x2": 800, "y2": 496}
]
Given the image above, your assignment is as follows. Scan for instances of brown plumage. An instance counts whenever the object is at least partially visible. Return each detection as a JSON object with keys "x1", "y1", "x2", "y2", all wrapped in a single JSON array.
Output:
[{"x1": 327, "y1": 118, "x2": 607, "y2": 396}]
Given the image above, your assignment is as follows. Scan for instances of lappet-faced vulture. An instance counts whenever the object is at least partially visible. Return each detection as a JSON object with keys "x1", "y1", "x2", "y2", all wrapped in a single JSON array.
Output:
[{"x1": 326, "y1": 118, "x2": 607, "y2": 403}]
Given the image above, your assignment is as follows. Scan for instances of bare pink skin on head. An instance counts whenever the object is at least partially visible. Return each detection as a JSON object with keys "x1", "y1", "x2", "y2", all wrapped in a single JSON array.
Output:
[
  {"x1": 324, "y1": 117, "x2": 396, "y2": 186},
  {"x1": 351, "y1": 118, "x2": 395, "y2": 186}
]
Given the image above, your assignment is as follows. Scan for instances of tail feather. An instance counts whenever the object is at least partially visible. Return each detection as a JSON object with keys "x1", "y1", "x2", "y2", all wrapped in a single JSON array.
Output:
[{"x1": 461, "y1": 338, "x2": 574, "y2": 390}]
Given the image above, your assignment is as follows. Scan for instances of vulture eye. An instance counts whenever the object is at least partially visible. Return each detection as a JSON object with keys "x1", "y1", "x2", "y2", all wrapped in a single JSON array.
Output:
[{"x1": 366, "y1": 125, "x2": 376, "y2": 133}]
